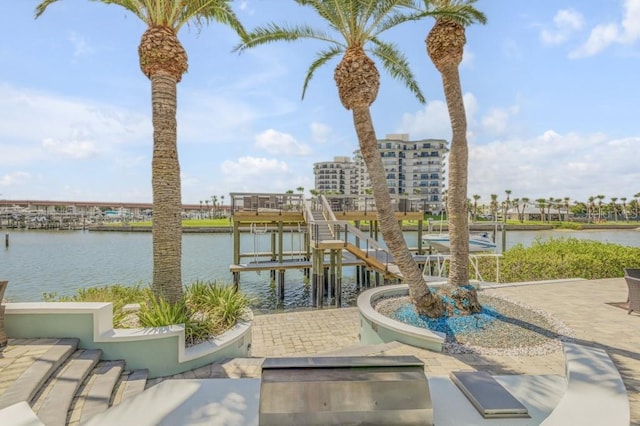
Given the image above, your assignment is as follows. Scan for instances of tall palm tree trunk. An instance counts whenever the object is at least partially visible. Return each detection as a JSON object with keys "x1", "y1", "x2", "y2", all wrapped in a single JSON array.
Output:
[
  {"x1": 440, "y1": 65, "x2": 469, "y2": 287},
  {"x1": 352, "y1": 106, "x2": 443, "y2": 317},
  {"x1": 150, "y1": 72, "x2": 182, "y2": 304},
  {"x1": 436, "y1": 65, "x2": 480, "y2": 314}
]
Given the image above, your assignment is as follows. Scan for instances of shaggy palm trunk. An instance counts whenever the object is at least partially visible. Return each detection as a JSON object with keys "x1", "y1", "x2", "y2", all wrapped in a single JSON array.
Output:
[
  {"x1": 150, "y1": 72, "x2": 183, "y2": 304},
  {"x1": 352, "y1": 106, "x2": 444, "y2": 317},
  {"x1": 428, "y1": 19, "x2": 480, "y2": 314},
  {"x1": 441, "y1": 65, "x2": 469, "y2": 287}
]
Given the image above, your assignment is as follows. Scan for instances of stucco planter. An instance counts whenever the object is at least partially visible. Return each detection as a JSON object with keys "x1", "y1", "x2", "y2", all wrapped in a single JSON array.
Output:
[
  {"x1": 357, "y1": 284, "x2": 445, "y2": 352},
  {"x1": 4, "y1": 302, "x2": 253, "y2": 378}
]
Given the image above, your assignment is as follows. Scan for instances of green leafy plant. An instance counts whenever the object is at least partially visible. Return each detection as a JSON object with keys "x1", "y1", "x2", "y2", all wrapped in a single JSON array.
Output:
[
  {"x1": 43, "y1": 280, "x2": 250, "y2": 345},
  {"x1": 186, "y1": 280, "x2": 251, "y2": 334},
  {"x1": 136, "y1": 296, "x2": 213, "y2": 346},
  {"x1": 476, "y1": 237, "x2": 640, "y2": 282},
  {"x1": 42, "y1": 283, "x2": 149, "y2": 327}
]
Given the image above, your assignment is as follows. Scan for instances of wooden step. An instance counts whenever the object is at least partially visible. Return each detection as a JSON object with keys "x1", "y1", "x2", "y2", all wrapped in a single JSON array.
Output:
[
  {"x1": 32, "y1": 349, "x2": 102, "y2": 426},
  {"x1": 111, "y1": 369, "x2": 148, "y2": 407},
  {"x1": 67, "y1": 360, "x2": 125, "y2": 424},
  {"x1": 0, "y1": 338, "x2": 78, "y2": 410}
]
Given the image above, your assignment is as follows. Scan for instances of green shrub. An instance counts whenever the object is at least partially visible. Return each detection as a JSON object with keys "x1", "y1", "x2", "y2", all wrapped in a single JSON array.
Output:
[
  {"x1": 136, "y1": 296, "x2": 213, "y2": 346},
  {"x1": 476, "y1": 237, "x2": 640, "y2": 282},
  {"x1": 42, "y1": 283, "x2": 149, "y2": 327},
  {"x1": 43, "y1": 280, "x2": 249, "y2": 344},
  {"x1": 185, "y1": 280, "x2": 251, "y2": 334}
]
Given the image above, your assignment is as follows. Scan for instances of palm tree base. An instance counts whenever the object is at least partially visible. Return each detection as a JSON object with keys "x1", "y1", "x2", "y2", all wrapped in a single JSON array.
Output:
[
  {"x1": 436, "y1": 284, "x2": 482, "y2": 316},
  {"x1": 411, "y1": 291, "x2": 445, "y2": 318}
]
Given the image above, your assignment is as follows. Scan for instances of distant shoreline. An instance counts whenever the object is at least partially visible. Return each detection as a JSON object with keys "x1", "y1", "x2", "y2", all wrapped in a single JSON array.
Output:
[{"x1": 85, "y1": 223, "x2": 640, "y2": 233}]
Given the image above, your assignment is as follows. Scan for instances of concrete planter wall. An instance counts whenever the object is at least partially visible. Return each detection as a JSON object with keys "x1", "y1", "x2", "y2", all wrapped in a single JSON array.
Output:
[
  {"x1": 4, "y1": 302, "x2": 253, "y2": 378},
  {"x1": 357, "y1": 284, "x2": 445, "y2": 352}
]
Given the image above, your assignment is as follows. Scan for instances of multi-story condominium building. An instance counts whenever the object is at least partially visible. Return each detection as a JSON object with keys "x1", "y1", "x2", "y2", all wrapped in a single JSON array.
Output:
[
  {"x1": 314, "y1": 134, "x2": 448, "y2": 213},
  {"x1": 313, "y1": 156, "x2": 359, "y2": 195}
]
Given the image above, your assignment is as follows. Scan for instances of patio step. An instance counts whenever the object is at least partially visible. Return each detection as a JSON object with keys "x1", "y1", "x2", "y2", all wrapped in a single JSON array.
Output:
[
  {"x1": 68, "y1": 360, "x2": 126, "y2": 425},
  {"x1": 111, "y1": 369, "x2": 149, "y2": 407},
  {"x1": 0, "y1": 338, "x2": 79, "y2": 410},
  {"x1": 31, "y1": 349, "x2": 102, "y2": 426},
  {"x1": 0, "y1": 338, "x2": 152, "y2": 425}
]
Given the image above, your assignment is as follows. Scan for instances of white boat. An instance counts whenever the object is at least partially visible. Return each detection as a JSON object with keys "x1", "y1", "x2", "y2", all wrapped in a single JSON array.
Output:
[{"x1": 422, "y1": 232, "x2": 496, "y2": 253}]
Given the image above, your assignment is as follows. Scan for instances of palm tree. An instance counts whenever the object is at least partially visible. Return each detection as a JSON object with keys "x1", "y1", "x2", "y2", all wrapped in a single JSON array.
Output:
[
  {"x1": 472, "y1": 194, "x2": 480, "y2": 222},
  {"x1": 610, "y1": 197, "x2": 618, "y2": 222},
  {"x1": 236, "y1": 0, "x2": 463, "y2": 316},
  {"x1": 36, "y1": 1, "x2": 245, "y2": 304},
  {"x1": 512, "y1": 197, "x2": 521, "y2": 223},
  {"x1": 535, "y1": 198, "x2": 546, "y2": 222},
  {"x1": 489, "y1": 194, "x2": 499, "y2": 220},
  {"x1": 521, "y1": 197, "x2": 529, "y2": 222},
  {"x1": 503, "y1": 189, "x2": 511, "y2": 222},
  {"x1": 597, "y1": 195, "x2": 605, "y2": 221},
  {"x1": 417, "y1": 0, "x2": 485, "y2": 311},
  {"x1": 563, "y1": 196, "x2": 570, "y2": 221}
]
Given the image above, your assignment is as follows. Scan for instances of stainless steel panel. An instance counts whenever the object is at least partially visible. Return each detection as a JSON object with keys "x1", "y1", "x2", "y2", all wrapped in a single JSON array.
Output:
[{"x1": 259, "y1": 356, "x2": 433, "y2": 426}]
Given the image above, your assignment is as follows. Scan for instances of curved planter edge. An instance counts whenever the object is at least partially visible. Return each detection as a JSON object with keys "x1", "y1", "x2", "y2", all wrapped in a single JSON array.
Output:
[
  {"x1": 4, "y1": 302, "x2": 253, "y2": 378},
  {"x1": 357, "y1": 284, "x2": 445, "y2": 352}
]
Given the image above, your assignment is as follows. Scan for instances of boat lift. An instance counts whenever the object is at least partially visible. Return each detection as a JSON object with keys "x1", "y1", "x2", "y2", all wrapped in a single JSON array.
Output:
[{"x1": 422, "y1": 253, "x2": 502, "y2": 284}]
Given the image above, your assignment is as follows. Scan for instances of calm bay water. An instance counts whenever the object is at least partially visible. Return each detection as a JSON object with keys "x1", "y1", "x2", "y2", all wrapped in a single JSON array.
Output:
[{"x1": 2, "y1": 228, "x2": 640, "y2": 311}]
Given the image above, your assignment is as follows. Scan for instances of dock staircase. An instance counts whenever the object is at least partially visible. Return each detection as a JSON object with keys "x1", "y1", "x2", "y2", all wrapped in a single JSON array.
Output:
[{"x1": 305, "y1": 197, "x2": 402, "y2": 279}]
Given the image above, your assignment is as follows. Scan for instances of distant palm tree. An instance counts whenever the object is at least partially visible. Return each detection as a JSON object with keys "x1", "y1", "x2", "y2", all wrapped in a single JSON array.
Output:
[
  {"x1": 36, "y1": 0, "x2": 245, "y2": 303},
  {"x1": 535, "y1": 198, "x2": 546, "y2": 222},
  {"x1": 502, "y1": 190, "x2": 511, "y2": 223},
  {"x1": 519, "y1": 197, "x2": 529, "y2": 222},
  {"x1": 597, "y1": 195, "x2": 605, "y2": 221},
  {"x1": 489, "y1": 194, "x2": 499, "y2": 220},
  {"x1": 236, "y1": 0, "x2": 466, "y2": 316},
  {"x1": 621, "y1": 197, "x2": 628, "y2": 220},
  {"x1": 472, "y1": 194, "x2": 480, "y2": 222},
  {"x1": 512, "y1": 197, "x2": 521, "y2": 223},
  {"x1": 587, "y1": 196, "x2": 595, "y2": 222},
  {"x1": 610, "y1": 197, "x2": 618, "y2": 222},
  {"x1": 563, "y1": 197, "x2": 570, "y2": 221}
]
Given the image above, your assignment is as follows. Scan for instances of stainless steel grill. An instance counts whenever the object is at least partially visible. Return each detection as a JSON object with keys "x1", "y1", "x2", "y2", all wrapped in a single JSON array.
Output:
[{"x1": 259, "y1": 355, "x2": 433, "y2": 425}]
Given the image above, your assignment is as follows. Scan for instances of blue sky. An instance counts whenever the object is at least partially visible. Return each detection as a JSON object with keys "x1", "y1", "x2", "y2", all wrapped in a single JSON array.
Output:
[{"x1": 1, "y1": 0, "x2": 639, "y2": 205}]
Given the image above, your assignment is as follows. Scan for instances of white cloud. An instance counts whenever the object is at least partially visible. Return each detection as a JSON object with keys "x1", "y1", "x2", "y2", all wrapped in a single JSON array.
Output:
[
  {"x1": 0, "y1": 84, "x2": 150, "y2": 166},
  {"x1": 0, "y1": 172, "x2": 31, "y2": 187},
  {"x1": 540, "y1": 9, "x2": 584, "y2": 45},
  {"x1": 398, "y1": 93, "x2": 479, "y2": 140},
  {"x1": 254, "y1": 129, "x2": 312, "y2": 156},
  {"x1": 570, "y1": 23, "x2": 620, "y2": 58},
  {"x1": 42, "y1": 137, "x2": 101, "y2": 159},
  {"x1": 467, "y1": 131, "x2": 640, "y2": 202},
  {"x1": 481, "y1": 105, "x2": 520, "y2": 136},
  {"x1": 68, "y1": 32, "x2": 94, "y2": 58},
  {"x1": 570, "y1": 0, "x2": 640, "y2": 58},
  {"x1": 220, "y1": 156, "x2": 298, "y2": 193},
  {"x1": 310, "y1": 122, "x2": 331, "y2": 144}
]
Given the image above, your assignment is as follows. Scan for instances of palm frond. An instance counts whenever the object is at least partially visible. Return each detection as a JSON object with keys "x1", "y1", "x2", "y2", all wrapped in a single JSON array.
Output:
[
  {"x1": 235, "y1": 23, "x2": 340, "y2": 53},
  {"x1": 370, "y1": 38, "x2": 425, "y2": 104},
  {"x1": 34, "y1": 0, "x2": 62, "y2": 18},
  {"x1": 301, "y1": 45, "x2": 344, "y2": 100},
  {"x1": 413, "y1": 0, "x2": 487, "y2": 26}
]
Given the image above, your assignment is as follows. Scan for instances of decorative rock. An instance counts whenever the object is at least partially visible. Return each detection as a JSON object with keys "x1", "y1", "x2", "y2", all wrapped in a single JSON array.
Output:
[{"x1": 375, "y1": 292, "x2": 574, "y2": 356}]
